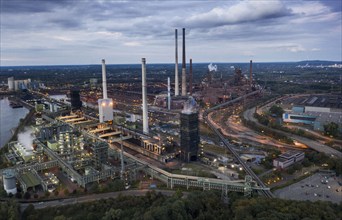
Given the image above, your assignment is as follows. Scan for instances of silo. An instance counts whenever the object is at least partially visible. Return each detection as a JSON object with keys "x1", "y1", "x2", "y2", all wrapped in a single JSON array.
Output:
[
  {"x1": 2, "y1": 169, "x2": 17, "y2": 195},
  {"x1": 7, "y1": 77, "x2": 14, "y2": 91}
]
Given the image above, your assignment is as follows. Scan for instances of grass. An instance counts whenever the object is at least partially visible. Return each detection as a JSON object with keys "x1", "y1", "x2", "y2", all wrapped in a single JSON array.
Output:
[{"x1": 203, "y1": 144, "x2": 227, "y2": 155}]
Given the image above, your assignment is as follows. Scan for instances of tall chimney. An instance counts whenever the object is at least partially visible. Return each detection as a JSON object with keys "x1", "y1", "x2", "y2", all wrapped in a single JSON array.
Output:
[
  {"x1": 189, "y1": 58, "x2": 193, "y2": 95},
  {"x1": 141, "y1": 58, "x2": 149, "y2": 134},
  {"x1": 181, "y1": 28, "x2": 187, "y2": 96},
  {"x1": 168, "y1": 77, "x2": 171, "y2": 110},
  {"x1": 102, "y1": 59, "x2": 108, "y2": 99},
  {"x1": 120, "y1": 134, "x2": 125, "y2": 179},
  {"x1": 249, "y1": 60, "x2": 253, "y2": 87},
  {"x1": 175, "y1": 29, "x2": 179, "y2": 96}
]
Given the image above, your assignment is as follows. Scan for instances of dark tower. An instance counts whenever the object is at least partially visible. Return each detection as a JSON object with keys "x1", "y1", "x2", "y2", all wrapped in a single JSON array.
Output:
[
  {"x1": 70, "y1": 90, "x2": 82, "y2": 110},
  {"x1": 180, "y1": 107, "x2": 199, "y2": 162}
]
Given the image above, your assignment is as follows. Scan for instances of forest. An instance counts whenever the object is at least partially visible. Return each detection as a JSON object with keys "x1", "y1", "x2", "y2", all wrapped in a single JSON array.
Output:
[{"x1": 0, "y1": 190, "x2": 337, "y2": 220}]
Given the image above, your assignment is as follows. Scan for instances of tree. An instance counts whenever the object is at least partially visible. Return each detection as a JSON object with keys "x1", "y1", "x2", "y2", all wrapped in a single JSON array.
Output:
[
  {"x1": 54, "y1": 190, "x2": 59, "y2": 196},
  {"x1": 102, "y1": 208, "x2": 122, "y2": 220},
  {"x1": 63, "y1": 189, "x2": 69, "y2": 196},
  {"x1": 44, "y1": 191, "x2": 50, "y2": 198},
  {"x1": 269, "y1": 105, "x2": 284, "y2": 117},
  {"x1": 324, "y1": 122, "x2": 339, "y2": 137}
]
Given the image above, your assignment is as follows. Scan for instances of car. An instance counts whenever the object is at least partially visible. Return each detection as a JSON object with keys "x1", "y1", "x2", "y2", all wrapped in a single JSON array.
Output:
[
  {"x1": 314, "y1": 193, "x2": 317, "y2": 196},
  {"x1": 326, "y1": 195, "x2": 330, "y2": 198},
  {"x1": 327, "y1": 185, "x2": 331, "y2": 189}
]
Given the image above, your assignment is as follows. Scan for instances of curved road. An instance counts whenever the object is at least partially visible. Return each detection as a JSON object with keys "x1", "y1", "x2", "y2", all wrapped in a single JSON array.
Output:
[
  {"x1": 244, "y1": 107, "x2": 342, "y2": 158},
  {"x1": 203, "y1": 91, "x2": 274, "y2": 198}
]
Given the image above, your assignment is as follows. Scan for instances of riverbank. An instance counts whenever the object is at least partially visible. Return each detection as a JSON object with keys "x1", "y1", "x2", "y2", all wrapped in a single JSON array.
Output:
[{"x1": 0, "y1": 97, "x2": 30, "y2": 148}]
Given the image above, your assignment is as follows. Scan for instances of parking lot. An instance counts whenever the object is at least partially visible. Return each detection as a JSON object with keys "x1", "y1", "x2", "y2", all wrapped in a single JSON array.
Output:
[{"x1": 275, "y1": 172, "x2": 342, "y2": 203}]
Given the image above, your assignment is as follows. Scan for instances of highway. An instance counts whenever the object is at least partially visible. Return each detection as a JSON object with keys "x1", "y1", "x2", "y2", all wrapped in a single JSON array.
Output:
[
  {"x1": 244, "y1": 107, "x2": 342, "y2": 158},
  {"x1": 203, "y1": 90, "x2": 274, "y2": 198}
]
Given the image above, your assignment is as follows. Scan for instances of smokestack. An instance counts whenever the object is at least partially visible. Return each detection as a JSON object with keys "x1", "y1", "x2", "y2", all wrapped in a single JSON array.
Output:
[
  {"x1": 181, "y1": 28, "x2": 187, "y2": 96},
  {"x1": 141, "y1": 58, "x2": 149, "y2": 134},
  {"x1": 168, "y1": 77, "x2": 171, "y2": 110},
  {"x1": 102, "y1": 59, "x2": 108, "y2": 99},
  {"x1": 249, "y1": 60, "x2": 253, "y2": 87},
  {"x1": 120, "y1": 134, "x2": 125, "y2": 179},
  {"x1": 175, "y1": 29, "x2": 179, "y2": 97},
  {"x1": 189, "y1": 58, "x2": 193, "y2": 95}
]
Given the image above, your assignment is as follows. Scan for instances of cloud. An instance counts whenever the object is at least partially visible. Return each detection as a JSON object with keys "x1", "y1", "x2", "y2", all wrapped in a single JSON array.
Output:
[
  {"x1": 185, "y1": 0, "x2": 291, "y2": 28},
  {"x1": 0, "y1": 0, "x2": 341, "y2": 65},
  {"x1": 124, "y1": 41, "x2": 142, "y2": 47}
]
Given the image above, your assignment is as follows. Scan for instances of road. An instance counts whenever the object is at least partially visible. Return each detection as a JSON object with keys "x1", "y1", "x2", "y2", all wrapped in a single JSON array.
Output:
[
  {"x1": 286, "y1": 125, "x2": 342, "y2": 145},
  {"x1": 244, "y1": 107, "x2": 342, "y2": 158},
  {"x1": 20, "y1": 189, "x2": 182, "y2": 211},
  {"x1": 203, "y1": 90, "x2": 274, "y2": 198},
  {"x1": 209, "y1": 111, "x2": 301, "y2": 151}
]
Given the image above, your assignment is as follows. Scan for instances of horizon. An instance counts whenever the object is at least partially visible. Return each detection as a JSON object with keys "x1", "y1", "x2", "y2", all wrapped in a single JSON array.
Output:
[
  {"x1": 1, "y1": 59, "x2": 342, "y2": 68},
  {"x1": 1, "y1": 0, "x2": 341, "y2": 66}
]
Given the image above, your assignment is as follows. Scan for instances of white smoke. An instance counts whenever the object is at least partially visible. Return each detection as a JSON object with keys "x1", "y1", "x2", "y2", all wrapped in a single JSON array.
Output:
[
  {"x1": 182, "y1": 96, "x2": 197, "y2": 114},
  {"x1": 17, "y1": 127, "x2": 35, "y2": 150},
  {"x1": 208, "y1": 63, "x2": 217, "y2": 72}
]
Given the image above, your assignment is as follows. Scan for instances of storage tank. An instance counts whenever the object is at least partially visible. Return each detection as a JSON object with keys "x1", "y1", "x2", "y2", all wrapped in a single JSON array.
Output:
[
  {"x1": 2, "y1": 169, "x2": 17, "y2": 195},
  {"x1": 14, "y1": 81, "x2": 19, "y2": 91},
  {"x1": 7, "y1": 77, "x2": 14, "y2": 91}
]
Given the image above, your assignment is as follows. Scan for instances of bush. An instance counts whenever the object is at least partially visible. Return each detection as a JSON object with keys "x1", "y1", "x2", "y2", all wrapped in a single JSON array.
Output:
[{"x1": 63, "y1": 189, "x2": 69, "y2": 196}]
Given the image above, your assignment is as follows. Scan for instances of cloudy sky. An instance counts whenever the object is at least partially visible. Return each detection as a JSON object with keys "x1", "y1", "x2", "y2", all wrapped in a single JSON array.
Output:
[{"x1": 1, "y1": 0, "x2": 341, "y2": 66}]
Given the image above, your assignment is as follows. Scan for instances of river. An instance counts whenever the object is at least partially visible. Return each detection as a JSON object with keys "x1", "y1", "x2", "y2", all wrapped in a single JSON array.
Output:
[{"x1": 0, "y1": 97, "x2": 29, "y2": 148}]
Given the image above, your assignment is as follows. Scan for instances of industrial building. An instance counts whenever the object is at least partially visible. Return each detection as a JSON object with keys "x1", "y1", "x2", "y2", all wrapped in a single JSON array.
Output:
[
  {"x1": 7, "y1": 77, "x2": 32, "y2": 91},
  {"x1": 180, "y1": 97, "x2": 199, "y2": 162},
  {"x1": 273, "y1": 151, "x2": 305, "y2": 169},
  {"x1": 282, "y1": 95, "x2": 342, "y2": 132},
  {"x1": 70, "y1": 90, "x2": 82, "y2": 110},
  {"x1": 91, "y1": 141, "x2": 109, "y2": 169}
]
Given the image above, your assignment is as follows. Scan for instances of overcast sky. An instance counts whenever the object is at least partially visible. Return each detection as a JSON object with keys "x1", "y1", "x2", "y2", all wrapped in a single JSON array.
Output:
[{"x1": 1, "y1": 0, "x2": 341, "y2": 66}]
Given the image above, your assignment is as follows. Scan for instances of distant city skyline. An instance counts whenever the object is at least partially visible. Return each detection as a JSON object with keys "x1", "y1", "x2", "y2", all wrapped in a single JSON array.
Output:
[{"x1": 1, "y1": 0, "x2": 341, "y2": 66}]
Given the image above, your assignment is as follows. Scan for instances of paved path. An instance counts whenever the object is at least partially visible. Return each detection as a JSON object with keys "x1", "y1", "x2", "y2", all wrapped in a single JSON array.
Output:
[{"x1": 20, "y1": 189, "x2": 184, "y2": 211}]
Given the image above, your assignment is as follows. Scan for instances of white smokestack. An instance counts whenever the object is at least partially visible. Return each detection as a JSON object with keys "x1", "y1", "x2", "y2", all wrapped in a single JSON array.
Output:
[
  {"x1": 175, "y1": 29, "x2": 179, "y2": 96},
  {"x1": 168, "y1": 77, "x2": 171, "y2": 110},
  {"x1": 142, "y1": 58, "x2": 149, "y2": 134},
  {"x1": 102, "y1": 59, "x2": 108, "y2": 99},
  {"x1": 181, "y1": 28, "x2": 186, "y2": 96}
]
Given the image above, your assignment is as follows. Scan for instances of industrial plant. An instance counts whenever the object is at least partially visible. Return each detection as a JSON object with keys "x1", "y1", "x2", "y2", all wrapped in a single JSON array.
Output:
[{"x1": 2, "y1": 26, "x2": 341, "y2": 207}]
